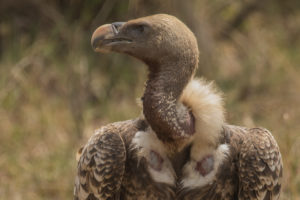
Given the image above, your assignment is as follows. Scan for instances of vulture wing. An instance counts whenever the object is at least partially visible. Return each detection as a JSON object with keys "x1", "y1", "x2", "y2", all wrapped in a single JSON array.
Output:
[
  {"x1": 74, "y1": 129, "x2": 126, "y2": 200},
  {"x1": 235, "y1": 127, "x2": 283, "y2": 200}
]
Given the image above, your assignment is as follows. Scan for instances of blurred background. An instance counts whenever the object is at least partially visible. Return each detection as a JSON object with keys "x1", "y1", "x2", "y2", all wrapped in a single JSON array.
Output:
[{"x1": 0, "y1": 0, "x2": 299, "y2": 199}]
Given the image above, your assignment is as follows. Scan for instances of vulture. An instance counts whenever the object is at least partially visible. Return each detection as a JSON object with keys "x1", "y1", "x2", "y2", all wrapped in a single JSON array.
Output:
[{"x1": 74, "y1": 14, "x2": 283, "y2": 200}]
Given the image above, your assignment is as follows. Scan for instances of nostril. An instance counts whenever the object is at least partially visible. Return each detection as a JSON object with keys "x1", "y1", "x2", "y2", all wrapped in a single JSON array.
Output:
[{"x1": 111, "y1": 22, "x2": 125, "y2": 34}]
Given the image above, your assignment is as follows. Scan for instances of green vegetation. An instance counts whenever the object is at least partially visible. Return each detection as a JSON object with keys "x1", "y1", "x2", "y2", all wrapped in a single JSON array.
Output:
[{"x1": 0, "y1": 0, "x2": 299, "y2": 199}]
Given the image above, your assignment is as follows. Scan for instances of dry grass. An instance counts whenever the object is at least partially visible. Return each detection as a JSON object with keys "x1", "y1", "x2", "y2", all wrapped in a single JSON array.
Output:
[{"x1": 0, "y1": 0, "x2": 300, "y2": 199}]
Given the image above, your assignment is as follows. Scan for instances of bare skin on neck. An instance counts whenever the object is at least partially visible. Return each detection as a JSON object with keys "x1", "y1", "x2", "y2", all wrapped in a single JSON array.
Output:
[{"x1": 143, "y1": 59, "x2": 196, "y2": 144}]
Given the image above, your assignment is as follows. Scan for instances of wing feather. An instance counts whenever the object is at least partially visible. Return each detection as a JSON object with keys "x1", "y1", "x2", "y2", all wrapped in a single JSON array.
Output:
[
  {"x1": 238, "y1": 128, "x2": 283, "y2": 200},
  {"x1": 74, "y1": 130, "x2": 126, "y2": 200}
]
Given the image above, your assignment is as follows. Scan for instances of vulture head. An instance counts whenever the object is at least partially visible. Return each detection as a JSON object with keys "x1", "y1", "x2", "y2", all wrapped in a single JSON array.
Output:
[{"x1": 91, "y1": 14, "x2": 198, "y2": 71}]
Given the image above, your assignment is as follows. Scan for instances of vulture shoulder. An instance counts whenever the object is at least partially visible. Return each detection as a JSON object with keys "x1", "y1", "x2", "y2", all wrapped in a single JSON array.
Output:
[
  {"x1": 74, "y1": 119, "x2": 176, "y2": 200},
  {"x1": 74, "y1": 120, "x2": 136, "y2": 200},
  {"x1": 179, "y1": 125, "x2": 282, "y2": 200},
  {"x1": 225, "y1": 125, "x2": 283, "y2": 200}
]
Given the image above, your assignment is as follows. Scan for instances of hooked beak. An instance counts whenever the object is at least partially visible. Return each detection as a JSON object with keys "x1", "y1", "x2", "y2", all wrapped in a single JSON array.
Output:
[{"x1": 91, "y1": 22, "x2": 131, "y2": 53}]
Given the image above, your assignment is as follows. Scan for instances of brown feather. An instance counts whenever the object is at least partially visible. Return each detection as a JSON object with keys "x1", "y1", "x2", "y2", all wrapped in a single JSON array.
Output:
[
  {"x1": 177, "y1": 125, "x2": 282, "y2": 200},
  {"x1": 74, "y1": 119, "x2": 176, "y2": 200}
]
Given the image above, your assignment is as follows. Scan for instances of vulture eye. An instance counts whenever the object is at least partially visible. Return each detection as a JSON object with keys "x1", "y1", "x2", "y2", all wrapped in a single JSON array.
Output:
[
  {"x1": 130, "y1": 24, "x2": 149, "y2": 35},
  {"x1": 134, "y1": 25, "x2": 145, "y2": 33}
]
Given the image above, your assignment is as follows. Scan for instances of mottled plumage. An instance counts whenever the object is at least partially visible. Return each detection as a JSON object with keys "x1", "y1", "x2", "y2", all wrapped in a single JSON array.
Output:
[
  {"x1": 74, "y1": 14, "x2": 282, "y2": 200},
  {"x1": 178, "y1": 125, "x2": 282, "y2": 200},
  {"x1": 74, "y1": 120, "x2": 282, "y2": 199},
  {"x1": 74, "y1": 119, "x2": 176, "y2": 199}
]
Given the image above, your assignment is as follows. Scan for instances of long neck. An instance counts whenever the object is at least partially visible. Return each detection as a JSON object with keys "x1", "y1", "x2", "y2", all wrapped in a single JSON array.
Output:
[{"x1": 143, "y1": 58, "x2": 196, "y2": 143}]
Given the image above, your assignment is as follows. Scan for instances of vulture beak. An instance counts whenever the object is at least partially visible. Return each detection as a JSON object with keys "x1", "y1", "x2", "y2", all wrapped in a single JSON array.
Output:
[{"x1": 91, "y1": 22, "x2": 130, "y2": 53}]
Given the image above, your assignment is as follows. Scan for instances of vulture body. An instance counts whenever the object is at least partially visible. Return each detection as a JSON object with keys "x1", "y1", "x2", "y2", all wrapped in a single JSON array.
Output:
[{"x1": 74, "y1": 14, "x2": 282, "y2": 200}]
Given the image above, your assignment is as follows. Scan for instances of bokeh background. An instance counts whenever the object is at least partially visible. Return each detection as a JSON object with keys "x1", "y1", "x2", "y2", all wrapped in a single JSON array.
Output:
[{"x1": 0, "y1": 0, "x2": 299, "y2": 199}]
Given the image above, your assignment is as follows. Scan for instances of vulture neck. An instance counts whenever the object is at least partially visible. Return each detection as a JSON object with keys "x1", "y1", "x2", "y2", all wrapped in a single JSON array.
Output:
[{"x1": 143, "y1": 57, "x2": 196, "y2": 146}]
